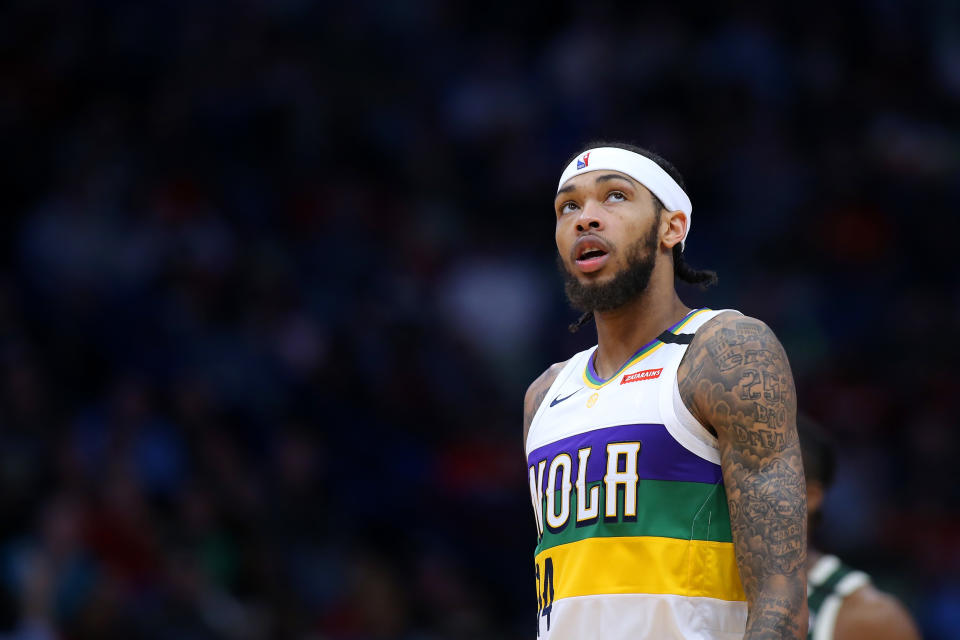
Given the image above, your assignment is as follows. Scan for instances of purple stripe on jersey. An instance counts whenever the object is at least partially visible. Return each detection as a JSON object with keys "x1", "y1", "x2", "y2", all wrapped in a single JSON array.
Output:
[{"x1": 527, "y1": 423, "x2": 721, "y2": 486}]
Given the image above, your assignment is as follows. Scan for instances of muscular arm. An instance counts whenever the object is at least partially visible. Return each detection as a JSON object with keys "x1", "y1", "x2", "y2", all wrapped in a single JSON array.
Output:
[
  {"x1": 678, "y1": 313, "x2": 808, "y2": 639},
  {"x1": 834, "y1": 585, "x2": 921, "y2": 640},
  {"x1": 522, "y1": 362, "x2": 566, "y2": 449}
]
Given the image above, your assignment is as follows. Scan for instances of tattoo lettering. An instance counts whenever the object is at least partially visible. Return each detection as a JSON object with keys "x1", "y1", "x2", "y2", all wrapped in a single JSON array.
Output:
[
  {"x1": 753, "y1": 401, "x2": 786, "y2": 430},
  {"x1": 731, "y1": 423, "x2": 787, "y2": 451},
  {"x1": 747, "y1": 592, "x2": 803, "y2": 640}
]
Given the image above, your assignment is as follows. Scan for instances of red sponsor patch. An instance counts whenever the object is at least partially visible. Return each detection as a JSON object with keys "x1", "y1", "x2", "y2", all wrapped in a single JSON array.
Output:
[{"x1": 620, "y1": 368, "x2": 663, "y2": 384}]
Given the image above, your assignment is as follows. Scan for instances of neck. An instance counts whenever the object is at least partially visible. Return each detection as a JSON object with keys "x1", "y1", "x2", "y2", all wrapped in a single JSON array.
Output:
[{"x1": 591, "y1": 264, "x2": 690, "y2": 380}]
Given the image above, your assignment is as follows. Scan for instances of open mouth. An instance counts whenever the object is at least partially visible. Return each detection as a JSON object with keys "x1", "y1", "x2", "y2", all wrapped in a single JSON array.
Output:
[
  {"x1": 573, "y1": 238, "x2": 611, "y2": 272},
  {"x1": 577, "y1": 248, "x2": 608, "y2": 261}
]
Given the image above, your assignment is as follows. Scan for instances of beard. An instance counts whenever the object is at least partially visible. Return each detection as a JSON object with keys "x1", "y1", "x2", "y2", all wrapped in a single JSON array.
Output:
[{"x1": 560, "y1": 223, "x2": 659, "y2": 313}]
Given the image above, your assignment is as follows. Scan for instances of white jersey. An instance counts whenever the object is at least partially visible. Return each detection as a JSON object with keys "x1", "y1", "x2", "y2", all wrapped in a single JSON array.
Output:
[{"x1": 526, "y1": 308, "x2": 747, "y2": 639}]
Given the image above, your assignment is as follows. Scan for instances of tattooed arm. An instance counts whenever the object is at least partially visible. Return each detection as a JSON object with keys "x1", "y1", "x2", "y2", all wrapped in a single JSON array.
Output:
[
  {"x1": 523, "y1": 361, "x2": 567, "y2": 448},
  {"x1": 678, "y1": 313, "x2": 807, "y2": 639}
]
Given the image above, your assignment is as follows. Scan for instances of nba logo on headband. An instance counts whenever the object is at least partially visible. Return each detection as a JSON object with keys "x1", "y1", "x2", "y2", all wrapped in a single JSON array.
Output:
[{"x1": 576, "y1": 152, "x2": 590, "y2": 170}]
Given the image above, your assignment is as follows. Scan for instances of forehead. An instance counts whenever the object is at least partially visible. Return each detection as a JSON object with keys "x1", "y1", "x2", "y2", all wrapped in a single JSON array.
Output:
[{"x1": 555, "y1": 170, "x2": 643, "y2": 198}]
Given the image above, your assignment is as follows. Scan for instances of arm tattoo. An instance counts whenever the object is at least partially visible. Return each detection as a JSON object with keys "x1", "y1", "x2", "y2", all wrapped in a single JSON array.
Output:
[{"x1": 679, "y1": 314, "x2": 807, "y2": 639}]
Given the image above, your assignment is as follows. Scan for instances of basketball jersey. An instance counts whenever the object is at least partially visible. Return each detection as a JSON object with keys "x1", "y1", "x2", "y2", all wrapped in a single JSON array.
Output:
[
  {"x1": 807, "y1": 555, "x2": 870, "y2": 640},
  {"x1": 525, "y1": 308, "x2": 748, "y2": 639}
]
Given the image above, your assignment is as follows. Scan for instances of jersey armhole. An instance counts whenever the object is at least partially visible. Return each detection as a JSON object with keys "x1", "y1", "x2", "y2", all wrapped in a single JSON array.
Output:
[
  {"x1": 655, "y1": 310, "x2": 737, "y2": 465},
  {"x1": 659, "y1": 371, "x2": 721, "y2": 464}
]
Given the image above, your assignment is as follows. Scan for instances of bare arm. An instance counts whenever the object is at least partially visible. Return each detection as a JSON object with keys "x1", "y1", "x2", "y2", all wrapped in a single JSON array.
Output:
[
  {"x1": 522, "y1": 362, "x2": 566, "y2": 448},
  {"x1": 834, "y1": 585, "x2": 921, "y2": 640},
  {"x1": 679, "y1": 313, "x2": 807, "y2": 639}
]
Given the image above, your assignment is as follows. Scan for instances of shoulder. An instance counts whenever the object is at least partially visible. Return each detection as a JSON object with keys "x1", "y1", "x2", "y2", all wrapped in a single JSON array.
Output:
[
  {"x1": 685, "y1": 311, "x2": 780, "y2": 365},
  {"x1": 523, "y1": 361, "x2": 568, "y2": 446},
  {"x1": 834, "y1": 584, "x2": 921, "y2": 640},
  {"x1": 678, "y1": 311, "x2": 794, "y2": 427}
]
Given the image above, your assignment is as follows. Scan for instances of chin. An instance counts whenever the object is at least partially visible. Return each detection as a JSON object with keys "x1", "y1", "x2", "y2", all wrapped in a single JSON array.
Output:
[{"x1": 577, "y1": 265, "x2": 616, "y2": 281}]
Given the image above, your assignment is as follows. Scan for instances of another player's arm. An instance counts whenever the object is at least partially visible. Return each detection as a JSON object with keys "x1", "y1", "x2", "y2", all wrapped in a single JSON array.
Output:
[
  {"x1": 522, "y1": 361, "x2": 567, "y2": 447},
  {"x1": 834, "y1": 585, "x2": 921, "y2": 640},
  {"x1": 678, "y1": 313, "x2": 807, "y2": 639}
]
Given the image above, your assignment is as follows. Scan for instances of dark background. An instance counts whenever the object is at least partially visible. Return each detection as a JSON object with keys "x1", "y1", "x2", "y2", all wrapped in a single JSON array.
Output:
[{"x1": 1, "y1": 1, "x2": 958, "y2": 638}]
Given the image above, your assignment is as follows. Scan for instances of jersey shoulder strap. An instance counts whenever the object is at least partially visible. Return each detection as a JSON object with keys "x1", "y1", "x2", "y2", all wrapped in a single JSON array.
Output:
[
  {"x1": 807, "y1": 555, "x2": 871, "y2": 640},
  {"x1": 658, "y1": 308, "x2": 741, "y2": 464}
]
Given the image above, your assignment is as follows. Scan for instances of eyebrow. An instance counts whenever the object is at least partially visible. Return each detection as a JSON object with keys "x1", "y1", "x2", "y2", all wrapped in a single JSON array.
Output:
[{"x1": 555, "y1": 173, "x2": 638, "y2": 196}]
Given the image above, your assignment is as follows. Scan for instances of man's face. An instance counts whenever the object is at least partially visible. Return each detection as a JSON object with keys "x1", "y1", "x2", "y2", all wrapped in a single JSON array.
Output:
[{"x1": 554, "y1": 170, "x2": 663, "y2": 312}]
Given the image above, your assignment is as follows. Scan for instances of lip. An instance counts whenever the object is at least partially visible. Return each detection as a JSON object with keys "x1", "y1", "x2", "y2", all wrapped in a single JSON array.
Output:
[{"x1": 572, "y1": 235, "x2": 612, "y2": 273}]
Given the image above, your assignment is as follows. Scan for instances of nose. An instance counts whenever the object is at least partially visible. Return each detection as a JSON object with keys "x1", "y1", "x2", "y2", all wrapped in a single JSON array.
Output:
[{"x1": 575, "y1": 200, "x2": 603, "y2": 233}]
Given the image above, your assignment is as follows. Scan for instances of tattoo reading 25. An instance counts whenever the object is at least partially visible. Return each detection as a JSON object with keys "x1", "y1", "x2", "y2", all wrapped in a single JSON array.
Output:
[{"x1": 679, "y1": 314, "x2": 807, "y2": 639}]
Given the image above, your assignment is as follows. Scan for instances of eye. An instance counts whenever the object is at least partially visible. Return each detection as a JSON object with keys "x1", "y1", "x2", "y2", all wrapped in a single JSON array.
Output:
[
  {"x1": 558, "y1": 201, "x2": 579, "y2": 215},
  {"x1": 606, "y1": 190, "x2": 627, "y2": 203}
]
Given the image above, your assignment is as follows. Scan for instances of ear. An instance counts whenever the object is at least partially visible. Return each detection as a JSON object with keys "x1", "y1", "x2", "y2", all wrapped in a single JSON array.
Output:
[{"x1": 661, "y1": 209, "x2": 688, "y2": 250}]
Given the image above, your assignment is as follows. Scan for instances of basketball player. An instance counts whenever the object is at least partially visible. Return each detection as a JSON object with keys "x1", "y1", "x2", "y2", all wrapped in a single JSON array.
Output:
[
  {"x1": 524, "y1": 143, "x2": 808, "y2": 639},
  {"x1": 799, "y1": 416, "x2": 920, "y2": 640}
]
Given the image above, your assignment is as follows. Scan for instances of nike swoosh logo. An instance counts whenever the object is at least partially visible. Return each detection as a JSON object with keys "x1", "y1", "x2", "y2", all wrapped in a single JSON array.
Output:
[{"x1": 550, "y1": 389, "x2": 582, "y2": 407}]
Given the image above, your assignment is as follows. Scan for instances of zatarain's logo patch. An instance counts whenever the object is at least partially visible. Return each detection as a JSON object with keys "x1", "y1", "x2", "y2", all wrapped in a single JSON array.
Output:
[
  {"x1": 576, "y1": 152, "x2": 590, "y2": 170},
  {"x1": 620, "y1": 368, "x2": 663, "y2": 385}
]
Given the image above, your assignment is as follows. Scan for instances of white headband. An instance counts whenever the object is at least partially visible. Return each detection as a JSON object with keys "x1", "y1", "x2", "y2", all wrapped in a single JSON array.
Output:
[{"x1": 557, "y1": 147, "x2": 693, "y2": 250}]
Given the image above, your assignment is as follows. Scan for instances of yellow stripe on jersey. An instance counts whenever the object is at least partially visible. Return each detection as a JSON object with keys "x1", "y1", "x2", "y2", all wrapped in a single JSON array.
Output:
[{"x1": 535, "y1": 535, "x2": 746, "y2": 602}]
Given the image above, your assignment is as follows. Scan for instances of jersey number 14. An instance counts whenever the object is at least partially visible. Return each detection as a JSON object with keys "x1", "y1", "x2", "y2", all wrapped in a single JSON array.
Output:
[{"x1": 535, "y1": 556, "x2": 555, "y2": 635}]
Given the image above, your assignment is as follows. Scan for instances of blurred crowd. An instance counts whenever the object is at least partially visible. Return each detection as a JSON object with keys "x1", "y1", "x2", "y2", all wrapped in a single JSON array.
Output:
[{"x1": 1, "y1": 0, "x2": 958, "y2": 638}]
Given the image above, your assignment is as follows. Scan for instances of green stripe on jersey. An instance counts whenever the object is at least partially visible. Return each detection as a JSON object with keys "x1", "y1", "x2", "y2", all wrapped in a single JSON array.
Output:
[{"x1": 537, "y1": 479, "x2": 732, "y2": 554}]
